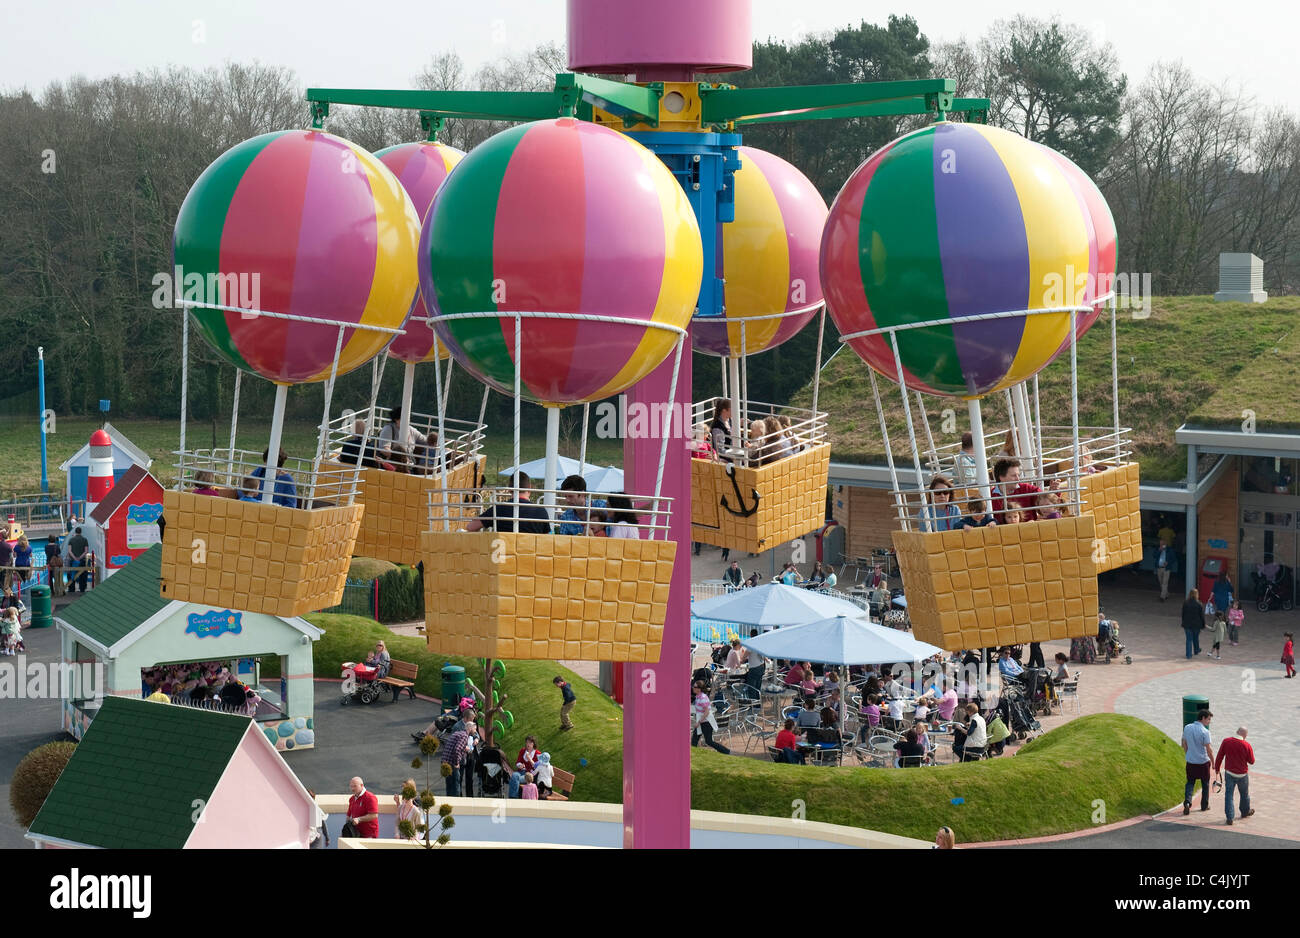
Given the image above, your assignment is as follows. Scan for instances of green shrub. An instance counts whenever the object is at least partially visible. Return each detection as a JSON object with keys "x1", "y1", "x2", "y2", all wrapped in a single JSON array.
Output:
[
  {"x1": 376, "y1": 565, "x2": 423, "y2": 623},
  {"x1": 10, "y1": 741, "x2": 77, "y2": 828}
]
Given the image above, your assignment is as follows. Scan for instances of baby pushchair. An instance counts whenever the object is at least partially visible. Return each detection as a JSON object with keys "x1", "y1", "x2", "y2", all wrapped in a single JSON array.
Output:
[
  {"x1": 477, "y1": 746, "x2": 509, "y2": 798},
  {"x1": 997, "y1": 685, "x2": 1041, "y2": 740},
  {"x1": 1097, "y1": 616, "x2": 1130, "y2": 664},
  {"x1": 340, "y1": 661, "x2": 383, "y2": 705},
  {"x1": 1253, "y1": 564, "x2": 1294, "y2": 612}
]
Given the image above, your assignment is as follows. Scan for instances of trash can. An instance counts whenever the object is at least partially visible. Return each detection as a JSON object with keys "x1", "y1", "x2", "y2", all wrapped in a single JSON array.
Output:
[
  {"x1": 1182, "y1": 694, "x2": 1209, "y2": 728},
  {"x1": 29, "y1": 584, "x2": 53, "y2": 629},
  {"x1": 440, "y1": 663, "x2": 465, "y2": 712}
]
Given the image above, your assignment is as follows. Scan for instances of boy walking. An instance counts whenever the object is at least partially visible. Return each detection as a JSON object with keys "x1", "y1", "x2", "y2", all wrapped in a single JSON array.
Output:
[{"x1": 553, "y1": 675, "x2": 576, "y2": 731}]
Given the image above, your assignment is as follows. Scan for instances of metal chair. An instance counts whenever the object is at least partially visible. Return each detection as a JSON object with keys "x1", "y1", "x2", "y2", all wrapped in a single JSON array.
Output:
[{"x1": 1056, "y1": 675, "x2": 1081, "y2": 714}]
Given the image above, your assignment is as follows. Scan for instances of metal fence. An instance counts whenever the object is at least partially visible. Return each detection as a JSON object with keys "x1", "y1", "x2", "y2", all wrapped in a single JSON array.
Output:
[{"x1": 319, "y1": 578, "x2": 379, "y2": 619}]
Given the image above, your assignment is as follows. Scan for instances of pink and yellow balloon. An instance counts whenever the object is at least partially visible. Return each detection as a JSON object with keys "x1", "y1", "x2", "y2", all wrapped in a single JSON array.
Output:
[
  {"x1": 375, "y1": 141, "x2": 466, "y2": 364},
  {"x1": 693, "y1": 146, "x2": 828, "y2": 358},
  {"x1": 173, "y1": 130, "x2": 421, "y2": 384}
]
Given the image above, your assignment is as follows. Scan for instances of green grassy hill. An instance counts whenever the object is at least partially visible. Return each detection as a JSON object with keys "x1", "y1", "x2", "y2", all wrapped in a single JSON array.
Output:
[
  {"x1": 801, "y1": 295, "x2": 1300, "y2": 482},
  {"x1": 293, "y1": 614, "x2": 1181, "y2": 842}
]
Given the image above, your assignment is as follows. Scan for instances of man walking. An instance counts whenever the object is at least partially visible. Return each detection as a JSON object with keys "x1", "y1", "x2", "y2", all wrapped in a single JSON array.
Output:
[
  {"x1": 346, "y1": 776, "x2": 379, "y2": 838},
  {"x1": 66, "y1": 526, "x2": 90, "y2": 593},
  {"x1": 1213, "y1": 725, "x2": 1255, "y2": 825},
  {"x1": 1181, "y1": 709, "x2": 1215, "y2": 814},
  {"x1": 1155, "y1": 538, "x2": 1173, "y2": 601},
  {"x1": 440, "y1": 716, "x2": 475, "y2": 797}
]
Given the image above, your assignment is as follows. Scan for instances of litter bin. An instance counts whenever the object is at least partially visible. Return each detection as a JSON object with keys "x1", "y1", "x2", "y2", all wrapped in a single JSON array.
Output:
[
  {"x1": 440, "y1": 663, "x2": 466, "y2": 712},
  {"x1": 1182, "y1": 694, "x2": 1210, "y2": 728},
  {"x1": 29, "y1": 584, "x2": 53, "y2": 629}
]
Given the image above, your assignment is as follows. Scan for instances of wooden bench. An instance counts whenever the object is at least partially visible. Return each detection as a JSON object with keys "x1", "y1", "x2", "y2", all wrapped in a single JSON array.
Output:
[
  {"x1": 544, "y1": 767, "x2": 576, "y2": 802},
  {"x1": 379, "y1": 659, "x2": 418, "y2": 701}
]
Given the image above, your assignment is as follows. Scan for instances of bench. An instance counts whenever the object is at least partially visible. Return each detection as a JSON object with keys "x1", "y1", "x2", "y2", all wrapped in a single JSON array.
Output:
[
  {"x1": 379, "y1": 659, "x2": 418, "y2": 701},
  {"x1": 544, "y1": 767, "x2": 576, "y2": 802}
]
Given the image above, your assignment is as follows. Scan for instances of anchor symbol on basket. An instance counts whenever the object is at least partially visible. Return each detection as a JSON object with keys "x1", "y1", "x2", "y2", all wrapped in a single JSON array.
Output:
[{"x1": 720, "y1": 463, "x2": 760, "y2": 518}]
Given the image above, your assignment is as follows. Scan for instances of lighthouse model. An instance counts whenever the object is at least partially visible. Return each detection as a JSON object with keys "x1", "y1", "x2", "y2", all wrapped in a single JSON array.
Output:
[{"x1": 85, "y1": 429, "x2": 115, "y2": 517}]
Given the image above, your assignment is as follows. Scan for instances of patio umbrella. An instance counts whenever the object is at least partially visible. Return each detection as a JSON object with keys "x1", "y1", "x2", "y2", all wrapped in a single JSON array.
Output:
[
  {"x1": 691, "y1": 583, "x2": 866, "y2": 628},
  {"x1": 582, "y1": 465, "x2": 625, "y2": 493},
  {"x1": 738, "y1": 615, "x2": 944, "y2": 667},
  {"x1": 498, "y1": 456, "x2": 606, "y2": 482}
]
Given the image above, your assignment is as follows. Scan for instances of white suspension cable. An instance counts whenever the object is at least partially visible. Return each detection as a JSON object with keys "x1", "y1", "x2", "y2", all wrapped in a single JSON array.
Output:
[
  {"x1": 513, "y1": 314, "x2": 522, "y2": 517},
  {"x1": 178, "y1": 310, "x2": 189, "y2": 488},
  {"x1": 891, "y1": 333, "x2": 931, "y2": 533},
  {"x1": 652, "y1": 335, "x2": 687, "y2": 539},
  {"x1": 432, "y1": 333, "x2": 450, "y2": 531},
  {"x1": 1070, "y1": 306, "x2": 1081, "y2": 506},
  {"x1": 1110, "y1": 294, "x2": 1120, "y2": 463},
  {"x1": 579, "y1": 402, "x2": 590, "y2": 474},
  {"x1": 915, "y1": 391, "x2": 941, "y2": 472},
  {"x1": 811, "y1": 304, "x2": 827, "y2": 438},
  {"x1": 308, "y1": 325, "x2": 347, "y2": 506},
  {"x1": 1033, "y1": 374, "x2": 1044, "y2": 475},
  {"x1": 226, "y1": 369, "x2": 242, "y2": 488},
  {"x1": 868, "y1": 368, "x2": 907, "y2": 528}
]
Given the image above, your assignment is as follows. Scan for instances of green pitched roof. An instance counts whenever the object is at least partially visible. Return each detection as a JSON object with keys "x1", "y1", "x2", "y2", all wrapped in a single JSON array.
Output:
[
  {"x1": 29, "y1": 695, "x2": 250, "y2": 849},
  {"x1": 56, "y1": 544, "x2": 171, "y2": 650}
]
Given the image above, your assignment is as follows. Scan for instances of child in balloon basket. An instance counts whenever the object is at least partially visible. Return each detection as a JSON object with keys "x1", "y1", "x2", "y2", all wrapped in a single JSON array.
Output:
[
  {"x1": 1282, "y1": 632, "x2": 1296, "y2": 679},
  {"x1": 956, "y1": 499, "x2": 997, "y2": 529}
]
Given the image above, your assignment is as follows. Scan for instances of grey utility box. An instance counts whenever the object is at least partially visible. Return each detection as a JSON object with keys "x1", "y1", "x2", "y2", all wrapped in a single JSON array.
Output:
[{"x1": 1214, "y1": 252, "x2": 1267, "y2": 303}]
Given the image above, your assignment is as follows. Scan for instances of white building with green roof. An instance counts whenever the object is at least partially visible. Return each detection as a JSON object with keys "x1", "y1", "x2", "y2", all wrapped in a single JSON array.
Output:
[{"x1": 55, "y1": 544, "x2": 322, "y2": 750}]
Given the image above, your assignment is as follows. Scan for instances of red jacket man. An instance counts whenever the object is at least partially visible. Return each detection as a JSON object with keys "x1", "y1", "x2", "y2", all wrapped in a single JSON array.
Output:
[
  {"x1": 347, "y1": 776, "x2": 380, "y2": 838},
  {"x1": 1212, "y1": 728, "x2": 1255, "y2": 824},
  {"x1": 990, "y1": 458, "x2": 1041, "y2": 521}
]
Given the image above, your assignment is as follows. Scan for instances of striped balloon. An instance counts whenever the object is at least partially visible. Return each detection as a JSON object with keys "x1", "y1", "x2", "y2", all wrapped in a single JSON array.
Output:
[
  {"x1": 376, "y1": 141, "x2": 466, "y2": 364},
  {"x1": 419, "y1": 117, "x2": 702, "y2": 405},
  {"x1": 694, "y1": 146, "x2": 828, "y2": 358},
  {"x1": 173, "y1": 130, "x2": 421, "y2": 384},
  {"x1": 820, "y1": 123, "x2": 1116, "y2": 400}
]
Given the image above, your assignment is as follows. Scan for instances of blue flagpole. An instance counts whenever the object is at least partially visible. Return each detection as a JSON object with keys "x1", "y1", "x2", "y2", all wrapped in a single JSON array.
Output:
[{"x1": 38, "y1": 346, "x2": 48, "y2": 494}]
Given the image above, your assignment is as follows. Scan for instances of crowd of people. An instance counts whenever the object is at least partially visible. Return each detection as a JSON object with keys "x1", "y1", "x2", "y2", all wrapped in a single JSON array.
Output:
[
  {"x1": 334, "y1": 408, "x2": 476, "y2": 476},
  {"x1": 695, "y1": 400, "x2": 809, "y2": 468},
  {"x1": 142, "y1": 660, "x2": 263, "y2": 714},
  {"x1": 465, "y1": 471, "x2": 645, "y2": 539}
]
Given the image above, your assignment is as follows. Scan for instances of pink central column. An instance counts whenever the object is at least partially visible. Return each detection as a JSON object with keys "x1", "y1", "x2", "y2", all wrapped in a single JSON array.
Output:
[{"x1": 622, "y1": 342, "x2": 693, "y2": 849}]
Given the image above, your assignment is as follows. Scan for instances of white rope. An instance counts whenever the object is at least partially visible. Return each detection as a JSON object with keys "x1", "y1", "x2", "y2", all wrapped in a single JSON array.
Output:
[
  {"x1": 811, "y1": 304, "x2": 827, "y2": 438},
  {"x1": 890, "y1": 333, "x2": 931, "y2": 533},
  {"x1": 579, "y1": 403, "x2": 590, "y2": 473},
  {"x1": 226, "y1": 369, "x2": 242, "y2": 488},
  {"x1": 432, "y1": 332, "x2": 450, "y2": 532},
  {"x1": 178, "y1": 300, "x2": 405, "y2": 334},
  {"x1": 1110, "y1": 293, "x2": 1120, "y2": 462},
  {"x1": 836, "y1": 296, "x2": 1117, "y2": 343},
  {"x1": 651, "y1": 335, "x2": 686, "y2": 539},
  {"x1": 513, "y1": 314, "x2": 522, "y2": 516},
  {"x1": 1070, "y1": 306, "x2": 1081, "y2": 502},
  {"x1": 178, "y1": 310, "x2": 189, "y2": 488},
  {"x1": 308, "y1": 325, "x2": 347, "y2": 505},
  {"x1": 868, "y1": 368, "x2": 907, "y2": 528},
  {"x1": 915, "y1": 392, "x2": 941, "y2": 472}
]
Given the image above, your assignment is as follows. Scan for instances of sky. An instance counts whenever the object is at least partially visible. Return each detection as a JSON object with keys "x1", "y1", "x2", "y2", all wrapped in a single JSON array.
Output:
[{"x1": 0, "y1": 0, "x2": 1291, "y2": 111}]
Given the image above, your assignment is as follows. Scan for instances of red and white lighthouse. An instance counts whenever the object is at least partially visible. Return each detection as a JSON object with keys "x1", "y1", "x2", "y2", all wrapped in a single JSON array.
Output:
[{"x1": 86, "y1": 429, "x2": 115, "y2": 516}]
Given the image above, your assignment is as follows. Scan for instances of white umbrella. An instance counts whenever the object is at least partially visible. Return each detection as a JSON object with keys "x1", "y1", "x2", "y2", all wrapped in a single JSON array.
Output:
[
  {"x1": 691, "y1": 583, "x2": 866, "y2": 627},
  {"x1": 498, "y1": 456, "x2": 605, "y2": 483},
  {"x1": 582, "y1": 465, "x2": 625, "y2": 493},
  {"x1": 739, "y1": 615, "x2": 944, "y2": 667}
]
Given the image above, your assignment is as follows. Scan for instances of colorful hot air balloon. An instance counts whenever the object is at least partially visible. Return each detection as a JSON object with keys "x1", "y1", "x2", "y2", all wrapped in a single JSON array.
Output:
[
  {"x1": 173, "y1": 130, "x2": 421, "y2": 385},
  {"x1": 376, "y1": 141, "x2": 466, "y2": 364},
  {"x1": 820, "y1": 123, "x2": 1115, "y2": 400},
  {"x1": 419, "y1": 117, "x2": 702, "y2": 405},
  {"x1": 694, "y1": 146, "x2": 828, "y2": 358}
]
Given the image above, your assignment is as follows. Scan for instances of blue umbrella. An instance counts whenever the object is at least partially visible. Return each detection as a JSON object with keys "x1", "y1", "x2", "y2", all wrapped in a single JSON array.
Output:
[
  {"x1": 739, "y1": 615, "x2": 943, "y2": 667},
  {"x1": 691, "y1": 583, "x2": 865, "y2": 627}
]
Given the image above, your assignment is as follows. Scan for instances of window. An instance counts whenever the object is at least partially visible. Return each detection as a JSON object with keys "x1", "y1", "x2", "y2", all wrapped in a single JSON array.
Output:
[{"x1": 1240, "y1": 456, "x2": 1297, "y2": 495}]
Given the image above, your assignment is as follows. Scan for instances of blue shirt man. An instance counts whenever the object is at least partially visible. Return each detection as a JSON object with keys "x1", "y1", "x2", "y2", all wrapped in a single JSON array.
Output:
[
  {"x1": 997, "y1": 650, "x2": 1024, "y2": 679},
  {"x1": 249, "y1": 466, "x2": 298, "y2": 508},
  {"x1": 1181, "y1": 711, "x2": 1215, "y2": 812},
  {"x1": 555, "y1": 473, "x2": 605, "y2": 536}
]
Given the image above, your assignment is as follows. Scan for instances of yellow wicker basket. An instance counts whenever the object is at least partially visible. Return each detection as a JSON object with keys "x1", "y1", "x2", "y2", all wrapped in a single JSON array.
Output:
[
  {"x1": 158, "y1": 489, "x2": 362, "y2": 618},
  {"x1": 1078, "y1": 462, "x2": 1142, "y2": 573},
  {"x1": 892, "y1": 514, "x2": 1100, "y2": 651},
  {"x1": 421, "y1": 530, "x2": 677, "y2": 661},
  {"x1": 691, "y1": 443, "x2": 830, "y2": 553}
]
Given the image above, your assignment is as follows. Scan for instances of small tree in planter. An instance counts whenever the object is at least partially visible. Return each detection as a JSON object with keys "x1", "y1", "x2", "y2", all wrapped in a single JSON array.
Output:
[{"x1": 405, "y1": 734, "x2": 454, "y2": 847}]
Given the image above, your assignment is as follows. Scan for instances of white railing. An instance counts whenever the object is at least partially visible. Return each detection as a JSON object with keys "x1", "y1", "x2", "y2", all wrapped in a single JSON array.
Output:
[
  {"x1": 691, "y1": 397, "x2": 828, "y2": 469},
  {"x1": 323, "y1": 406, "x2": 486, "y2": 476},
  {"x1": 893, "y1": 465, "x2": 1086, "y2": 534},
  {"x1": 426, "y1": 486, "x2": 674, "y2": 541},
  {"x1": 924, "y1": 425, "x2": 1133, "y2": 484},
  {"x1": 173, "y1": 448, "x2": 359, "y2": 508}
]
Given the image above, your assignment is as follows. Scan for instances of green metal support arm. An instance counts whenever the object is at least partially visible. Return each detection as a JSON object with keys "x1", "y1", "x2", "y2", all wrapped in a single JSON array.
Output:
[
  {"x1": 734, "y1": 96, "x2": 991, "y2": 126},
  {"x1": 699, "y1": 78, "x2": 957, "y2": 124},
  {"x1": 305, "y1": 87, "x2": 561, "y2": 122}
]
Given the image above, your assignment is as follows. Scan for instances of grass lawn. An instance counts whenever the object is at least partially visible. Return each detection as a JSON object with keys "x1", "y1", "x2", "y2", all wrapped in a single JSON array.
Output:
[
  {"x1": 0, "y1": 416, "x2": 625, "y2": 498},
  {"x1": 286, "y1": 614, "x2": 1182, "y2": 842},
  {"x1": 802, "y1": 295, "x2": 1300, "y2": 483}
]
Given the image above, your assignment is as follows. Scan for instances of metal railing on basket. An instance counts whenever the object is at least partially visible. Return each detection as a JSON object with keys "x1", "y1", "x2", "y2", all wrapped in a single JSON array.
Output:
[
  {"x1": 322, "y1": 406, "x2": 486, "y2": 476},
  {"x1": 895, "y1": 464, "x2": 1086, "y2": 534},
  {"x1": 173, "y1": 448, "x2": 360, "y2": 508},
  {"x1": 425, "y1": 486, "x2": 674, "y2": 539},
  {"x1": 690, "y1": 396, "x2": 827, "y2": 469},
  {"x1": 922, "y1": 425, "x2": 1133, "y2": 484}
]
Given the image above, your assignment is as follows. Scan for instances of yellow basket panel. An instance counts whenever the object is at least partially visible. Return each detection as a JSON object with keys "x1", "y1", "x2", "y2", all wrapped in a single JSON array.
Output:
[
  {"x1": 691, "y1": 444, "x2": 830, "y2": 553},
  {"x1": 159, "y1": 490, "x2": 362, "y2": 617},
  {"x1": 422, "y1": 531, "x2": 676, "y2": 662},
  {"x1": 895, "y1": 515, "x2": 1099, "y2": 651},
  {"x1": 1080, "y1": 462, "x2": 1143, "y2": 572}
]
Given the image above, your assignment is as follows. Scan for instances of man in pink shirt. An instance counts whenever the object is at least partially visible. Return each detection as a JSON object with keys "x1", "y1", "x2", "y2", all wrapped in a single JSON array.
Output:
[{"x1": 1213, "y1": 726, "x2": 1256, "y2": 825}]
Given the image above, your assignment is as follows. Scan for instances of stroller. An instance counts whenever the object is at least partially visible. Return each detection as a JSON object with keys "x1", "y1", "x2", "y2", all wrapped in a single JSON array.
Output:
[
  {"x1": 1253, "y1": 563, "x2": 1294, "y2": 612},
  {"x1": 997, "y1": 684, "x2": 1041, "y2": 740},
  {"x1": 1097, "y1": 614, "x2": 1130, "y2": 664},
  {"x1": 477, "y1": 746, "x2": 509, "y2": 798},
  {"x1": 339, "y1": 660, "x2": 384, "y2": 705}
]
